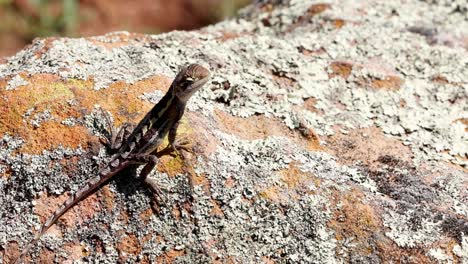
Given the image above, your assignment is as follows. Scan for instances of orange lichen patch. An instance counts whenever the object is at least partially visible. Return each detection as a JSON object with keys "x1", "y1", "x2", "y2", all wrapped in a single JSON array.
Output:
[
  {"x1": 370, "y1": 75, "x2": 403, "y2": 91},
  {"x1": 329, "y1": 61, "x2": 353, "y2": 79},
  {"x1": 326, "y1": 126, "x2": 413, "y2": 168},
  {"x1": 101, "y1": 186, "x2": 116, "y2": 212},
  {"x1": 375, "y1": 238, "x2": 432, "y2": 263},
  {"x1": 454, "y1": 118, "x2": 468, "y2": 132},
  {"x1": 260, "y1": 164, "x2": 319, "y2": 203},
  {"x1": 214, "y1": 110, "x2": 321, "y2": 151},
  {"x1": 0, "y1": 72, "x2": 172, "y2": 153},
  {"x1": 5, "y1": 241, "x2": 20, "y2": 264},
  {"x1": 24, "y1": 121, "x2": 91, "y2": 154},
  {"x1": 157, "y1": 155, "x2": 185, "y2": 177},
  {"x1": 117, "y1": 234, "x2": 142, "y2": 261},
  {"x1": 431, "y1": 74, "x2": 449, "y2": 84},
  {"x1": 331, "y1": 18, "x2": 346, "y2": 28},
  {"x1": 352, "y1": 58, "x2": 403, "y2": 91},
  {"x1": 431, "y1": 74, "x2": 464, "y2": 87},
  {"x1": 139, "y1": 207, "x2": 154, "y2": 224},
  {"x1": 309, "y1": 3, "x2": 332, "y2": 15},
  {"x1": 156, "y1": 248, "x2": 185, "y2": 263},
  {"x1": 289, "y1": 3, "x2": 335, "y2": 32},
  {"x1": 70, "y1": 75, "x2": 172, "y2": 126},
  {"x1": 281, "y1": 163, "x2": 320, "y2": 189},
  {"x1": 172, "y1": 204, "x2": 182, "y2": 221},
  {"x1": 0, "y1": 73, "x2": 72, "y2": 138},
  {"x1": 116, "y1": 204, "x2": 130, "y2": 226},
  {"x1": 0, "y1": 162, "x2": 12, "y2": 179},
  {"x1": 215, "y1": 110, "x2": 280, "y2": 140},
  {"x1": 328, "y1": 188, "x2": 379, "y2": 250},
  {"x1": 307, "y1": 3, "x2": 331, "y2": 16},
  {"x1": 191, "y1": 173, "x2": 211, "y2": 193},
  {"x1": 259, "y1": 185, "x2": 287, "y2": 203},
  {"x1": 0, "y1": 76, "x2": 7, "y2": 89},
  {"x1": 297, "y1": 124, "x2": 322, "y2": 151},
  {"x1": 210, "y1": 199, "x2": 224, "y2": 217}
]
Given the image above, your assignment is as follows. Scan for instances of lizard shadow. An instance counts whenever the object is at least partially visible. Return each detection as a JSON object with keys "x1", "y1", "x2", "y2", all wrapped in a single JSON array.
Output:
[{"x1": 109, "y1": 148, "x2": 180, "y2": 214}]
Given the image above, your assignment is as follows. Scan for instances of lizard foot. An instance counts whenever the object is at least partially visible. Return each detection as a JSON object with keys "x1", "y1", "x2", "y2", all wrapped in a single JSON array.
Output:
[
  {"x1": 169, "y1": 137, "x2": 192, "y2": 159},
  {"x1": 98, "y1": 108, "x2": 135, "y2": 153},
  {"x1": 145, "y1": 176, "x2": 169, "y2": 204},
  {"x1": 99, "y1": 111, "x2": 134, "y2": 153}
]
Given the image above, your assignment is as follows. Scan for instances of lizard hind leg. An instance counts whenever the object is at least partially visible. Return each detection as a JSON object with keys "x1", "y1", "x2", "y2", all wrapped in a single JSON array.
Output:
[
  {"x1": 98, "y1": 109, "x2": 134, "y2": 153},
  {"x1": 110, "y1": 122, "x2": 135, "y2": 151},
  {"x1": 129, "y1": 153, "x2": 168, "y2": 202}
]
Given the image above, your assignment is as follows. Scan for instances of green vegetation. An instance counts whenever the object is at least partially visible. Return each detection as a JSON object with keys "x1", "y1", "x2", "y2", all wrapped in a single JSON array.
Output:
[
  {"x1": 0, "y1": 0, "x2": 250, "y2": 56},
  {"x1": 218, "y1": 0, "x2": 251, "y2": 20},
  {"x1": 0, "y1": 0, "x2": 78, "y2": 40},
  {"x1": 32, "y1": 0, "x2": 78, "y2": 37}
]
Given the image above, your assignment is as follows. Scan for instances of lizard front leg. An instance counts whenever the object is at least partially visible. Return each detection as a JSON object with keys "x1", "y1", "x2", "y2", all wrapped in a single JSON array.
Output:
[{"x1": 167, "y1": 120, "x2": 191, "y2": 157}]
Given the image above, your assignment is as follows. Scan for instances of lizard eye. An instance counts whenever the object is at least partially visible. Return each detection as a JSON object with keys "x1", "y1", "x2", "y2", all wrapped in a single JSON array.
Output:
[{"x1": 182, "y1": 78, "x2": 194, "y2": 89}]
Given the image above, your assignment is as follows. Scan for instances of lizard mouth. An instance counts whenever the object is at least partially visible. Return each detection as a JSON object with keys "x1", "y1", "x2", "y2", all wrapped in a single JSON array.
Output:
[
  {"x1": 177, "y1": 73, "x2": 211, "y2": 101},
  {"x1": 192, "y1": 74, "x2": 211, "y2": 90}
]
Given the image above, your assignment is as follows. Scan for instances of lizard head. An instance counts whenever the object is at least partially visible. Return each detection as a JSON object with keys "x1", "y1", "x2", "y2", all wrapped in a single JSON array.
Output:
[{"x1": 173, "y1": 63, "x2": 210, "y2": 102}]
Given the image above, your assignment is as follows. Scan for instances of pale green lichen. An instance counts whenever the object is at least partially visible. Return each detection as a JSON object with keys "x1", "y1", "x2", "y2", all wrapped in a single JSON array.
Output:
[{"x1": 1, "y1": 0, "x2": 467, "y2": 263}]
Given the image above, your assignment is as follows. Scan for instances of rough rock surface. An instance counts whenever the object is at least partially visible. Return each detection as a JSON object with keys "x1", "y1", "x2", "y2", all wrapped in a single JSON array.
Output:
[{"x1": 1, "y1": 0, "x2": 467, "y2": 263}]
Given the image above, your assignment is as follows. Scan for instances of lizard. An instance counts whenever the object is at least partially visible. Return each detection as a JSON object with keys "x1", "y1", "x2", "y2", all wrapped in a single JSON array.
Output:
[{"x1": 14, "y1": 63, "x2": 211, "y2": 263}]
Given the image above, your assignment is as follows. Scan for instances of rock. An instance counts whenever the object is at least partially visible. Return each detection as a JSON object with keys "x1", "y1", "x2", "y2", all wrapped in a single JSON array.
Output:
[{"x1": 1, "y1": 0, "x2": 467, "y2": 263}]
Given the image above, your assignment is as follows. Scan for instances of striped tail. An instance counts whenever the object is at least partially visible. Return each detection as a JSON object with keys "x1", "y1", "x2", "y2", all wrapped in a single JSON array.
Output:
[{"x1": 14, "y1": 163, "x2": 122, "y2": 263}]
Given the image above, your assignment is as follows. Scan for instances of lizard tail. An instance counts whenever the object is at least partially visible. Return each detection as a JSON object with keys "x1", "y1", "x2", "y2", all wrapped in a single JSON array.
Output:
[
  {"x1": 14, "y1": 233, "x2": 40, "y2": 264},
  {"x1": 14, "y1": 164, "x2": 120, "y2": 263}
]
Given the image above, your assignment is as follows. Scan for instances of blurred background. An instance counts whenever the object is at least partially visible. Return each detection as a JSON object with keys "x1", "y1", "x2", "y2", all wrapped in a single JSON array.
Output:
[{"x1": 0, "y1": 0, "x2": 251, "y2": 57}]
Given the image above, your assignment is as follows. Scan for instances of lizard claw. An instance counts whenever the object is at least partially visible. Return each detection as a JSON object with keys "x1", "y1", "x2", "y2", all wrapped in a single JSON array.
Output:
[
  {"x1": 145, "y1": 177, "x2": 169, "y2": 203},
  {"x1": 169, "y1": 138, "x2": 192, "y2": 157}
]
